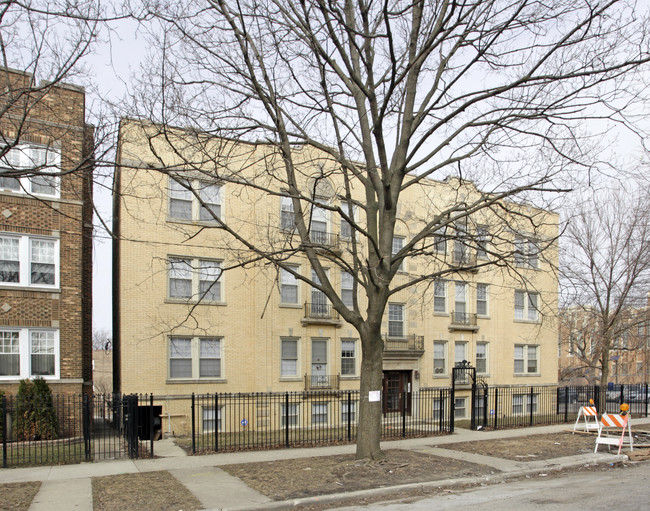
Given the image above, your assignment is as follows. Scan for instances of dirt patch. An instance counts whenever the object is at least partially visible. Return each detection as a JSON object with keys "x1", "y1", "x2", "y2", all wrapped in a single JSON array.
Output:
[
  {"x1": 92, "y1": 471, "x2": 203, "y2": 511},
  {"x1": 0, "y1": 481, "x2": 41, "y2": 511},
  {"x1": 440, "y1": 432, "x2": 597, "y2": 461},
  {"x1": 223, "y1": 449, "x2": 496, "y2": 500}
]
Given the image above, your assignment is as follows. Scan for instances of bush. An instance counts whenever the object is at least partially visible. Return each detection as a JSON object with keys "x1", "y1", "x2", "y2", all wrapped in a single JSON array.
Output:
[{"x1": 15, "y1": 378, "x2": 58, "y2": 441}]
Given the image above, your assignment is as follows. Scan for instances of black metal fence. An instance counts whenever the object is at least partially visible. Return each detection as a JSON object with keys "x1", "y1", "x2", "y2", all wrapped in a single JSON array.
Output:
[
  {"x1": 2, "y1": 383, "x2": 649, "y2": 468},
  {"x1": 188, "y1": 388, "x2": 452, "y2": 454},
  {"x1": 1, "y1": 393, "x2": 153, "y2": 468},
  {"x1": 471, "y1": 384, "x2": 650, "y2": 430}
]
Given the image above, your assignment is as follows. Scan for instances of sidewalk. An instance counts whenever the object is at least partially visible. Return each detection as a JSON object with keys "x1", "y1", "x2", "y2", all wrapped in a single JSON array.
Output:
[{"x1": 1, "y1": 421, "x2": 638, "y2": 511}]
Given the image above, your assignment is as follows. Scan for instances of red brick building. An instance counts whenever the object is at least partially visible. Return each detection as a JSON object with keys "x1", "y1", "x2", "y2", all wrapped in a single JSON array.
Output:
[{"x1": 0, "y1": 68, "x2": 93, "y2": 396}]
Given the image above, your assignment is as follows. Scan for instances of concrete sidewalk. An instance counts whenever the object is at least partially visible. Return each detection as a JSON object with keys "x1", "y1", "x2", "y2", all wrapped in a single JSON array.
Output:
[{"x1": 1, "y1": 421, "x2": 639, "y2": 511}]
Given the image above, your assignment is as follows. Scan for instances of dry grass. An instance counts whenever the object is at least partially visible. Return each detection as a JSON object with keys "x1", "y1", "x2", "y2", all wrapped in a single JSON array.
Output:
[
  {"x1": 92, "y1": 471, "x2": 203, "y2": 511},
  {"x1": 0, "y1": 481, "x2": 41, "y2": 511}
]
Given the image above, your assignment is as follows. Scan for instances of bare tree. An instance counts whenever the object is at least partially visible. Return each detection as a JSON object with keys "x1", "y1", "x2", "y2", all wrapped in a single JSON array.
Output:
[
  {"x1": 124, "y1": 0, "x2": 650, "y2": 459},
  {"x1": 92, "y1": 328, "x2": 112, "y2": 351},
  {"x1": 560, "y1": 187, "x2": 650, "y2": 399}
]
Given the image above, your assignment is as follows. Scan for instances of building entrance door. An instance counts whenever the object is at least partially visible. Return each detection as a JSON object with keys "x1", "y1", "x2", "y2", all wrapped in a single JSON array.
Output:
[{"x1": 382, "y1": 370, "x2": 412, "y2": 415}]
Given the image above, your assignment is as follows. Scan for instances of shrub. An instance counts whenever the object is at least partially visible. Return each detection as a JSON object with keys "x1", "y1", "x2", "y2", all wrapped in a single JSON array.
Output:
[{"x1": 15, "y1": 378, "x2": 58, "y2": 441}]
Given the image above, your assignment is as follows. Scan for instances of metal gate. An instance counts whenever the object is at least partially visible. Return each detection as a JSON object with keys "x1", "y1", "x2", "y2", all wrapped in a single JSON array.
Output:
[{"x1": 451, "y1": 360, "x2": 476, "y2": 432}]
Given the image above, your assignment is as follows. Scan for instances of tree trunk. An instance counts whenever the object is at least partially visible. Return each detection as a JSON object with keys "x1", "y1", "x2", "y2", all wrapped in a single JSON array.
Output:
[
  {"x1": 356, "y1": 321, "x2": 384, "y2": 460},
  {"x1": 599, "y1": 350, "x2": 610, "y2": 412}
]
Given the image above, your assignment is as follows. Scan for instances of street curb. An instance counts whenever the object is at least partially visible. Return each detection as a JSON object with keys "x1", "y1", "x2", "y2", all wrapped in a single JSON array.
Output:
[{"x1": 206, "y1": 453, "x2": 628, "y2": 511}]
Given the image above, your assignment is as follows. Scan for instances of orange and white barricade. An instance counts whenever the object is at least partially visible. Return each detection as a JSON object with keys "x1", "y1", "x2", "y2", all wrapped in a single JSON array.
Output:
[
  {"x1": 594, "y1": 412, "x2": 633, "y2": 455},
  {"x1": 573, "y1": 406, "x2": 599, "y2": 433}
]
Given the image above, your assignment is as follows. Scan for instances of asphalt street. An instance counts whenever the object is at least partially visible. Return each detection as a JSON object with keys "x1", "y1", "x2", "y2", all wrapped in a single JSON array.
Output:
[{"x1": 335, "y1": 463, "x2": 650, "y2": 511}]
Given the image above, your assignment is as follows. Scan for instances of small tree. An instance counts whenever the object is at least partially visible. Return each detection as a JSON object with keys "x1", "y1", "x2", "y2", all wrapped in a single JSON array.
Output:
[{"x1": 15, "y1": 378, "x2": 58, "y2": 441}]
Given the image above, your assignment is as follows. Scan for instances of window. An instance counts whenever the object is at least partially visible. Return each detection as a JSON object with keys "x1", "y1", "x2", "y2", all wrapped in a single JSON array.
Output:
[
  {"x1": 433, "y1": 341, "x2": 447, "y2": 375},
  {"x1": 169, "y1": 336, "x2": 223, "y2": 380},
  {"x1": 169, "y1": 177, "x2": 222, "y2": 223},
  {"x1": 341, "y1": 339, "x2": 356, "y2": 376},
  {"x1": 340, "y1": 202, "x2": 356, "y2": 240},
  {"x1": 434, "y1": 228, "x2": 446, "y2": 254},
  {"x1": 453, "y1": 222, "x2": 469, "y2": 264},
  {"x1": 454, "y1": 282, "x2": 467, "y2": 315},
  {"x1": 514, "y1": 236, "x2": 539, "y2": 268},
  {"x1": 202, "y1": 407, "x2": 221, "y2": 432},
  {"x1": 168, "y1": 257, "x2": 223, "y2": 302},
  {"x1": 312, "y1": 402, "x2": 328, "y2": 424},
  {"x1": 476, "y1": 226, "x2": 489, "y2": 259},
  {"x1": 0, "y1": 328, "x2": 59, "y2": 379},
  {"x1": 341, "y1": 400, "x2": 357, "y2": 423},
  {"x1": 454, "y1": 397, "x2": 467, "y2": 419},
  {"x1": 281, "y1": 403, "x2": 299, "y2": 427},
  {"x1": 514, "y1": 291, "x2": 539, "y2": 321},
  {"x1": 341, "y1": 271, "x2": 354, "y2": 308},
  {"x1": 280, "y1": 266, "x2": 299, "y2": 304},
  {"x1": 392, "y1": 236, "x2": 405, "y2": 271},
  {"x1": 476, "y1": 284, "x2": 488, "y2": 316},
  {"x1": 514, "y1": 344, "x2": 539, "y2": 374},
  {"x1": 476, "y1": 342, "x2": 488, "y2": 374},
  {"x1": 310, "y1": 270, "x2": 328, "y2": 316},
  {"x1": 388, "y1": 303, "x2": 404, "y2": 338},
  {"x1": 0, "y1": 143, "x2": 60, "y2": 197},
  {"x1": 311, "y1": 339, "x2": 328, "y2": 386},
  {"x1": 199, "y1": 338, "x2": 221, "y2": 378},
  {"x1": 512, "y1": 394, "x2": 537, "y2": 414},
  {"x1": 281, "y1": 338, "x2": 299, "y2": 377},
  {"x1": 310, "y1": 202, "x2": 328, "y2": 243},
  {"x1": 0, "y1": 234, "x2": 59, "y2": 288},
  {"x1": 455, "y1": 341, "x2": 467, "y2": 365},
  {"x1": 280, "y1": 196, "x2": 295, "y2": 231},
  {"x1": 434, "y1": 280, "x2": 446, "y2": 313}
]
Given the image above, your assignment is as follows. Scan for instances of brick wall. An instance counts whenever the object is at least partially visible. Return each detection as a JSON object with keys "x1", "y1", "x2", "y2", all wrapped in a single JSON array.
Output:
[{"x1": 0, "y1": 68, "x2": 93, "y2": 396}]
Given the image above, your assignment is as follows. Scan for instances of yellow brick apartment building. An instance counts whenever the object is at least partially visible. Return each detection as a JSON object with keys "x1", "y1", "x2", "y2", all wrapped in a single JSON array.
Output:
[{"x1": 113, "y1": 120, "x2": 558, "y2": 431}]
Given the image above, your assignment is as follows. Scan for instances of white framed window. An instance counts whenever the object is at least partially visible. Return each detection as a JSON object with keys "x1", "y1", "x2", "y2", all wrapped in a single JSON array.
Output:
[
  {"x1": 434, "y1": 280, "x2": 446, "y2": 313},
  {"x1": 514, "y1": 344, "x2": 539, "y2": 374},
  {"x1": 476, "y1": 226, "x2": 489, "y2": 259},
  {"x1": 454, "y1": 282, "x2": 467, "y2": 315},
  {"x1": 310, "y1": 269, "x2": 329, "y2": 317},
  {"x1": 434, "y1": 228, "x2": 446, "y2": 254},
  {"x1": 476, "y1": 284, "x2": 488, "y2": 316},
  {"x1": 340, "y1": 339, "x2": 357, "y2": 376},
  {"x1": 310, "y1": 201, "x2": 329, "y2": 243},
  {"x1": 0, "y1": 328, "x2": 59, "y2": 379},
  {"x1": 0, "y1": 234, "x2": 59, "y2": 289},
  {"x1": 341, "y1": 271, "x2": 354, "y2": 308},
  {"x1": 202, "y1": 407, "x2": 222, "y2": 432},
  {"x1": 392, "y1": 236, "x2": 405, "y2": 271},
  {"x1": 168, "y1": 257, "x2": 223, "y2": 302},
  {"x1": 341, "y1": 400, "x2": 357, "y2": 423},
  {"x1": 169, "y1": 177, "x2": 222, "y2": 223},
  {"x1": 0, "y1": 143, "x2": 60, "y2": 197},
  {"x1": 311, "y1": 339, "x2": 328, "y2": 386},
  {"x1": 433, "y1": 341, "x2": 447, "y2": 375},
  {"x1": 476, "y1": 342, "x2": 488, "y2": 374},
  {"x1": 340, "y1": 202, "x2": 356, "y2": 240},
  {"x1": 280, "y1": 266, "x2": 299, "y2": 304},
  {"x1": 514, "y1": 235, "x2": 539, "y2": 268},
  {"x1": 280, "y1": 196, "x2": 295, "y2": 231},
  {"x1": 514, "y1": 290, "x2": 539, "y2": 321},
  {"x1": 281, "y1": 338, "x2": 299, "y2": 377},
  {"x1": 454, "y1": 341, "x2": 468, "y2": 365},
  {"x1": 388, "y1": 303, "x2": 405, "y2": 338},
  {"x1": 512, "y1": 394, "x2": 538, "y2": 414},
  {"x1": 169, "y1": 336, "x2": 223, "y2": 380},
  {"x1": 281, "y1": 403, "x2": 299, "y2": 427},
  {"x1": 454, "y1": 397, "x2": 467, "y2": 419},
  {"x1": 311, "y1": 402, "x2": 328, "y2": 425}
]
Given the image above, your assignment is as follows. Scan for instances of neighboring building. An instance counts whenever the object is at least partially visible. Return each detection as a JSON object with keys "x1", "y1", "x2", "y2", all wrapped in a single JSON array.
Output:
[
  {"x1": 92, "y1": 349, "x2": 113, "y2": 395},
  {"x1": 559, "y1": 297, "x2": 650, "y2": 386},
  {"x1": 0, "y1": 68, "x2": 93, "y2": 396},
  {"x1": 113, "y1": 120, "x2": 558, "y2": 433}
]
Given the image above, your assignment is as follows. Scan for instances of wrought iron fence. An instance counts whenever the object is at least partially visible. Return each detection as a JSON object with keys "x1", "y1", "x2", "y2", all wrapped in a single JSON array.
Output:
[{"x1": 188, "y1": 388, "x2": 453, "y2": 454}]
